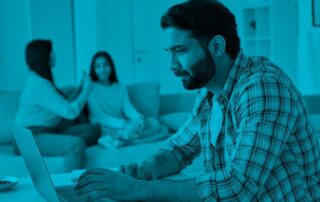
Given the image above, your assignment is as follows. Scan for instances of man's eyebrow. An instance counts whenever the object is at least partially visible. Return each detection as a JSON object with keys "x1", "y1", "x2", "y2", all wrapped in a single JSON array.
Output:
[{"x1": 165, "y1": 45, "x2": 185, "y2": 52}]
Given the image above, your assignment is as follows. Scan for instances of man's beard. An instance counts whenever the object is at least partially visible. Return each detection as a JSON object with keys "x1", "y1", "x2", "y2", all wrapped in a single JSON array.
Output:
[{"x1": 175, "y1": 51, "x2": 215, "y2": 90}]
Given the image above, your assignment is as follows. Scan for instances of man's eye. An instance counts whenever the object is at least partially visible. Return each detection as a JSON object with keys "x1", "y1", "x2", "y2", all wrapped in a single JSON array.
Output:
[{"x1": 174, "y1": 49, "x2": 186, "y2": 53}]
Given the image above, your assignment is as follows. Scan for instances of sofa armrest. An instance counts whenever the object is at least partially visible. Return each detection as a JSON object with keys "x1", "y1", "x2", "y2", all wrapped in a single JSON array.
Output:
[{"x1": 159, "y1": 93, "x2": 196, "y2": 116}]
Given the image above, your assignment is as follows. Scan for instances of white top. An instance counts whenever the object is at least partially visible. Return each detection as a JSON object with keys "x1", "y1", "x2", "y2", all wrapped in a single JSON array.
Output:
[
  {"x1": 87, "y1": 83, "x2": 141, "y2": 128},
  {"x1": 15, "y1": 71, "x2": 81, "y2": 127},
  {"x1": 210, "y1": 99, "x2": 223, "y2": 147}
]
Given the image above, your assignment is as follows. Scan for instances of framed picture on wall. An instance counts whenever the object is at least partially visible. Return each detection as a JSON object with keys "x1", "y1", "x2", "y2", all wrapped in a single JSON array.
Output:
[{"x1": 313, "y1": 0, "x2": 320, "y2": 26}]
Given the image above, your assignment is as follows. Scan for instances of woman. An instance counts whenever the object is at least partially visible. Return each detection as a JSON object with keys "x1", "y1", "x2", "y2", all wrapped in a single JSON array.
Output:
[
  {"x1": 14, "y1": 39, "x2": 100, "y2": 171},
  {"x1": 87, "y1": 51, "x2": 165, "y2": 148}
]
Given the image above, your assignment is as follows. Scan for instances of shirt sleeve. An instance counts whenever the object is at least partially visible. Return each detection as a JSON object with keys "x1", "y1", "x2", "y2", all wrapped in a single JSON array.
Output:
[
  {"x1": 160, "y1": 113, "x2": 201, "y2": 170},
  {"x1": 36, "y1": 81, "x2": 81, "y2": 119},
  {"x1": 195, "y1": 78, "x2": 299, "y2": 201}
]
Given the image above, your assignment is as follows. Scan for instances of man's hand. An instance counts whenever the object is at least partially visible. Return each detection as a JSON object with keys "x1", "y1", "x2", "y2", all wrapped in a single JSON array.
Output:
[
  {"x1": 120, "y1": 160, "x2": 158, "y2": 181},
  {"x1": 75, "y1": 168, "x2": 140, "y2": 201},
  {"x1": 75, "y1": 167, "x2": 201, "y2": 202},
  {"x1": 120, "y1": 150, "x2": 181, "y2": 181}
]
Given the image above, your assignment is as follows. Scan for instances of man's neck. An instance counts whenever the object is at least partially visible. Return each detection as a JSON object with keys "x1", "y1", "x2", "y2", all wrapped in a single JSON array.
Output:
[{"x1": 205, "y1": 55, "x2": 234, "y2": 96}]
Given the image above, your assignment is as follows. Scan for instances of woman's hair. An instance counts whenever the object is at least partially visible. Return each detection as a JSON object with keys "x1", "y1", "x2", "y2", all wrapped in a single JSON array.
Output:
[
  {"x1": 89, "y1": 51, "x2": 118, "y2": 83},
  {"x1": 160, "y1": 0, "x2": 240, "y2": 59},
  {"x1": 25, "y1": 39, "x2": 54, "y2": 82}
]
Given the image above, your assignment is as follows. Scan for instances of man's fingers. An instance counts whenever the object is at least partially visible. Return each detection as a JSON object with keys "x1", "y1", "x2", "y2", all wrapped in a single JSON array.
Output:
[
  {"x1": 137, "y1": 166, "x2": 151, "y2": 180},
  {"x1": 78, "y1": 168, "x2": 110, "y2": 181},
  {"x1": 76, "y1": 182, "x2": 108, "y2": 195},
  {"x1": 137, "y1": 166, "x2": 147, "y2": 180},
  {"x1": 137, "y1": 165, "x2": 157, "y2": 181},
  {"x1": 149, "y1": 171, "x2": 157, "y2": 181},
  {"x1": 146, "y1": 170, "x2": 157, "y2": 181},
  {"x1": 76, "y1": 175, "x2": 96, "y2": 190},
  {"x1": 86, "y1": 190, "x2": 108, "y2": 201},
  {"x1": 124, "y1": 164, "x2": 138, "y2": 178},
  {"x1": 76, "y1": 171, "x2": 110, "y2": 190},
  {"x1": 119, "y1": 165, "x2": 125, "y2": 173}
]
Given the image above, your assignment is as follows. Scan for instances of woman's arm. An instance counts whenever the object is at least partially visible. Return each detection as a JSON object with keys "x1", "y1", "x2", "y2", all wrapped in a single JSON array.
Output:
[
  {"x1": 67, "y1": 73, "x2": 89, "y2": 101},
  {"x1": 67, "y1": 85, "x2": 83, "y2": 102},
  {"x1": 37, "y1": 77, "x2": 92, "y2": 119},
  {"x1": 73, "y1": 78, "x2": 92, "y2": 112}
]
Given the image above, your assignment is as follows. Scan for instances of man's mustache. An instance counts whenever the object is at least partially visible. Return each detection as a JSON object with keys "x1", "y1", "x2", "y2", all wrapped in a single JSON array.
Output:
[{"x1": 173, "y1": 70, "x2": 189, "y2": 77}]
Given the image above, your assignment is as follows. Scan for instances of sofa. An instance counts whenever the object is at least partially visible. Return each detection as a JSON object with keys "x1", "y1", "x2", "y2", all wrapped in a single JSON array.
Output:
[
  {"x1": 0, "y1": 82, "x2": 200, "y2": 177},
  {"x1": 1, "y1": 82, "x2": 319, "y2": 178}
]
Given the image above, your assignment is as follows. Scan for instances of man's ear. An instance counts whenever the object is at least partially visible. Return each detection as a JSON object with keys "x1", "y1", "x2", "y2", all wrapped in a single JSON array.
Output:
[{"x1": 208, "y1": 35, "x2": 226, "y2": 57}]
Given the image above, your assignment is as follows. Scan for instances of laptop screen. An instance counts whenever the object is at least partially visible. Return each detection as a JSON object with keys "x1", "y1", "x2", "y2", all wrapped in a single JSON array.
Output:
[{"x1": 10, "y1": 122, "x2": 60, "y2": 202}]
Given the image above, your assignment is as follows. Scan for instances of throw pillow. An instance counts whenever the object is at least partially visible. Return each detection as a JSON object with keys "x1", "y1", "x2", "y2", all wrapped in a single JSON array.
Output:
[
  {"x1": 159, "y1": 112, "x2": 190, "y2": 132},
  {"x1": 127, "y1": 82, "x2": 160, "y2": 118}
]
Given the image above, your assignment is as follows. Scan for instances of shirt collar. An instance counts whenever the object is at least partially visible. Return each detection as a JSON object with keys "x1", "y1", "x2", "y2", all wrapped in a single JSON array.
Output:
[
  {"x1": 205, "y1": 49, "x2": 250, "y2": 102},
  {"x1": 193, "y1": 50, "x2": 250, "y2": 115}
]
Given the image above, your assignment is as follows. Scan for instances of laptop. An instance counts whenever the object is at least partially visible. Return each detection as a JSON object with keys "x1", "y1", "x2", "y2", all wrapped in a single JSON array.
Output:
[
  {"x1": 10, "y1": 122, "x2": 192, "y2": 202},
  {"x1": 10, "y1": 122, "x2": 87, "y2": 202}
]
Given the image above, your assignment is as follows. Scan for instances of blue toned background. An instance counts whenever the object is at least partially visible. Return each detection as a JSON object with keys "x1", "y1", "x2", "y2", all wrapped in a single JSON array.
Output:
[
  {"x1": 0, "y1": 0, "x2": 319, "y2": 94},
  {"x1": 0, "y1": 1, "x2": 320, "y2": 199}
]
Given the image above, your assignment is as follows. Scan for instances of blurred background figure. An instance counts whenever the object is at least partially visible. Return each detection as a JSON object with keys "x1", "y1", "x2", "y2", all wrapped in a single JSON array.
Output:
[
  {"x1": 14, "y1": 39, "x2": 100, "y2": 170},
  {"x1": 87, "y1": 51, "x2": 164, "y2": 148}
]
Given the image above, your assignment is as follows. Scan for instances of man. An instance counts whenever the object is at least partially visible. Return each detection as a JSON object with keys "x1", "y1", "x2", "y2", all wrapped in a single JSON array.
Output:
[{"x1": 76, "y1": 0, "x2": 320, "y2": 201}]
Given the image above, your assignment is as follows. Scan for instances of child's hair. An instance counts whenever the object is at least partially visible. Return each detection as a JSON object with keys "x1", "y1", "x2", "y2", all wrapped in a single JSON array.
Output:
[{"x1": 89, "y1": 51, "x2": 118, "y2": 83}]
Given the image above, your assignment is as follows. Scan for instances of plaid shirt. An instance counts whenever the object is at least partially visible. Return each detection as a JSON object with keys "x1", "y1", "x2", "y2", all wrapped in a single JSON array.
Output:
[{"x1": 162, "y1": 51, "x2": 320, "y2": 201}]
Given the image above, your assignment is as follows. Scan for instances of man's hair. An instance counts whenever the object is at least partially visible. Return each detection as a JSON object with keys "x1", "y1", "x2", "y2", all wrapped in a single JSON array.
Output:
[
  {"x1": 25, "y1": 39, "x2": 54, "y2": 82},
  {"x1": 89, "y1": 51, "x2": 118, "y2": 83},
  {"x1": 160, "y1": 0, "x2": 240, "y2": 59}
]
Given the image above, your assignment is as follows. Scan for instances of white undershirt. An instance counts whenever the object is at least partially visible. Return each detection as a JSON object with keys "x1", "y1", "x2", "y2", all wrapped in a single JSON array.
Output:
[{"x1": 210, "y1": 99, "x2": 223, "y2": 147}]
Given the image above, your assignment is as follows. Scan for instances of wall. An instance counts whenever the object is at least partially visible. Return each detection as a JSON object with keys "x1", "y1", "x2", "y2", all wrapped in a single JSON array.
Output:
[
  {"x1": 222, "y1": 0, "x2": 320, "y2": 94},
  {"x1": 296, "y1": 0, "x2": 320, "y2": 94},
  {"x1": 73, "y1": 0, "x2": 97, "y2": 83},
  {"x1": 29, "y1": 0, "x2": 76, "y2": 87},
  {"x1": 0, "y1": 0, "x2": 31, "y2": 90},
  {"x1": 95, "y1": 0, "x2": 135, "y2": 84},
  {"x1": 1, "y1": 0, "x2": 319, "y2": 94},
  {"x1": 130, "y1": 0, "x2": 186, "y2": 93},
  {"x1": 94, "y1": 0, "x2": 187, "y2": 93},
  {"x1": 0, "y1": 1, "x2": 2, "y2": 71},
  {"x1": 0, "y1": 0, "x2": 76, "y2": 90}
]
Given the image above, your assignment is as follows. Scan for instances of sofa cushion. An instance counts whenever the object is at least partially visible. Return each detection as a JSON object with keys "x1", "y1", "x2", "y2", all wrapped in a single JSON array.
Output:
[
  {"x1": 310, "y1": 114, "x2": 320, "y2": 137},
  {"x1": 127, "y1": 82, "x2": 160, "y2": 118},
  {"x1": 310, "y1": 114, "x2": 320, "y2": 128},
  {"x1": 159, "y1": 112, "x2": 190, "y2": 132},
  {"x1": 159, "y1": 93, "x2": 196, "y2": 115},
  {"x1": 0, "y1": 90, "x2": 20, "y2": 144},
  {"x1": 84, "y1": 140, "x2": 167, "y2": 168}
]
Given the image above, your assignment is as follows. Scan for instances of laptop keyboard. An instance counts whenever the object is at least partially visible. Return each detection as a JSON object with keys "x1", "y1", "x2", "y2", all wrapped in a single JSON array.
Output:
[{"x1": 56, "y1": 185, "x2": 87, "y2": 202}]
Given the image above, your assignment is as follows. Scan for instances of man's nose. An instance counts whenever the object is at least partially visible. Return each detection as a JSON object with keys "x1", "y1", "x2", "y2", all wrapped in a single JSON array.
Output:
[{"x1": 169, "y1": 54, "x2": 180, "y2": 71}]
